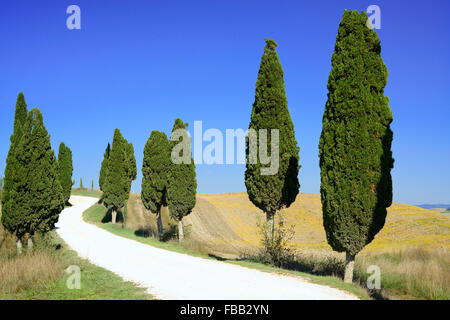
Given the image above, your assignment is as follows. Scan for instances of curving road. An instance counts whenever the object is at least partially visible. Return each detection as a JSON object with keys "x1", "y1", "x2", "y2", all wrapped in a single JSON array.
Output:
[{"x1": 55, "y1": 196, "x2": 358, "y2": 300}]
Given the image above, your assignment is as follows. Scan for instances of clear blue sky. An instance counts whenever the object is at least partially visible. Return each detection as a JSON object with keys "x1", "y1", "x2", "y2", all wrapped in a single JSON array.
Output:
[{"x1": 0, "y1": 0, "x2": 449, "y2": 205}]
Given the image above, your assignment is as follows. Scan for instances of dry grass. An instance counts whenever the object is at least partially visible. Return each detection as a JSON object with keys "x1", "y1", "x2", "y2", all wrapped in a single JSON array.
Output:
[
  {"x1": 0, "y1": 251, "x2": 62, "y2": 294},
  {"x1": 0, "y1": 223, "x2": 62, "y2": 295},
  {"x1": 356, "y1": 247, "x2": 450, "y2": 299}
]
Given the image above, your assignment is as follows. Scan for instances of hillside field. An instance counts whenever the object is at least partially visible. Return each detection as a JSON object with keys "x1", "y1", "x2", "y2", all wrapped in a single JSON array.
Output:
[{"x1": 125, "y1": 192, "x2": 450, "y2": 257}]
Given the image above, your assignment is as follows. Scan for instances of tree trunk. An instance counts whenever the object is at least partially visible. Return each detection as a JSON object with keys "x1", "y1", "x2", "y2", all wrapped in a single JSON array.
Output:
[
  {"x1": 27, "y1": 237, "x2": 33, "y2": 252},
  {"x1": 178, "y1": 219, "x2": 184, "y2": 242},
  {"x1": 157, "y1": 209, "x2": 164, "y2": 241},
  {"x1": 112, "y1": 210, "x2": 117, "y2": 224},
  {"x1": 16, "y1": 239, "x2": 22, "y2": 255},
  {"x1": 344, "y1": 252, "x2": 355, "y2": 283},
  {"x1": 266, "y1": 212, "x2": 275, "y2": 243}
]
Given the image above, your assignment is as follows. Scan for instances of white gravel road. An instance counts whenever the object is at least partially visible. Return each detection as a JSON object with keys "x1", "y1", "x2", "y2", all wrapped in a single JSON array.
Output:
[{"x1": 55, "y1": 196, "x2": 358, "y2": 300}]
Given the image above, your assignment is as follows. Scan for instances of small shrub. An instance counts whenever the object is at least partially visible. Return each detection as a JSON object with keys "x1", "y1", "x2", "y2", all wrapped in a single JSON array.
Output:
[{"x1": 255, "y1": 214, "x2": 296, "y2": 268}]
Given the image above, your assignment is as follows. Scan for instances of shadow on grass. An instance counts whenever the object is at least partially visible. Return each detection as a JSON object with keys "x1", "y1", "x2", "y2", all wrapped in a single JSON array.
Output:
[
  {"x1": 134, "y1": 224, "x2": 177, "y2": 243},
  {"x1": 101, "y1": 208, "x2": 124, "y2": 224}
]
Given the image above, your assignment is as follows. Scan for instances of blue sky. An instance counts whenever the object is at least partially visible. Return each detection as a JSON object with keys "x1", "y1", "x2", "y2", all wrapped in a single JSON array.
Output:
[{"x1": 0, "y1": 0, "x2": 449, "y2": 205}]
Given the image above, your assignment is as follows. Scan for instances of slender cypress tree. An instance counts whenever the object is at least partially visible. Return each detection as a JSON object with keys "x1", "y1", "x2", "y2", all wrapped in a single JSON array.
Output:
[
  {"x1": 141, "y1": 131, "x2": 170, "y2": 240},
  {"x1": 57, "y1": 142, "x2": 74, "y2": 205},
  {"x1": 123, "y1": 140, "x2": 137, "y2": 198},
  {"x1": 91, "y1": 179, "x2": 94, "y2": 191},
  {"x1": 2, "y1": 93, "x2": 28, "y2": 217},
  {"x1": 245, "y1": 39, "x2": 300, "y2": 242},
  {"x1": 319, "y1": 10, "x2": 394, "y2": 283},
  {"x1": 103, "y1": 129, "x2": 129, "y2": 223},
  {"x1": 167, "y1": 118, "x2": 197, "y2": 242},
  {"x1": 99, "y1": 143, "x2": 110, "y2": 193},
  {"x1": 2, "y1": 109, "x2": 64, "y2": 249},
  {"x1": 80, "y1": 178, "x2": 83, "y2": 189}
]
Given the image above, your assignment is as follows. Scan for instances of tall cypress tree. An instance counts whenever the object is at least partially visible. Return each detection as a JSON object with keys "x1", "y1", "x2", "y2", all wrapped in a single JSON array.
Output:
[
  {"x1": 2, "y1": 93, "x2": 28, "y2": 214},
  {"x1": 2, "y1": 109, "x2": 64, "y2": 248},
  {"x1": 167, "y1": 118, "x2": 197, "y2": 242},
  {"x1": 57, "y1": 142, "x2": 74, "y2": 205},
  {"x1": 319, "y1": 10, "x2": 394, "y2": 283},
  {"x1": 141, "y1": 130, "x2": 170, "y2": 240},
  {"x1": 245, "y1": 39, "x2": 300, "y2": 242},
  {"x1": 103, "y1": 129, "x2": 129, "y2": 223},
  {"x1": 99, "y1": 143, "x2": 111, "y2": 193}
]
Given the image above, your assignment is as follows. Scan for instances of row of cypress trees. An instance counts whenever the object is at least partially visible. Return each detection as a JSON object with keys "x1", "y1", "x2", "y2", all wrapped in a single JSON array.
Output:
[
  {"x1": 99, "y1": 118, "x2": 197, "y2": 242},
  {"x1": 99, "y1": 129, "x2": 137, "y2": 224},
  {"x1": 245, "y1": 10, "x2": 393, "y2": 283},
  {"x1": 1, "y1": 93, "x2": 73, "y2": 252},
  {"x1": 140, "y1": 118, "x2": 197, "y2": 242}
]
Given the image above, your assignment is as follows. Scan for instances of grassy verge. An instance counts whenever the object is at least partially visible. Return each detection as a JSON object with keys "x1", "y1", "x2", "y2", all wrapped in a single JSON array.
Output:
[
  {"x1": 83, "y1": 203, "x2": 370, "y2": 300},
  {"x1": 71, "y1": 188, "x2": 103, "y2": 198},
  {"x1": 0, "y1": 218, "x2": 152, "y2": 299}
]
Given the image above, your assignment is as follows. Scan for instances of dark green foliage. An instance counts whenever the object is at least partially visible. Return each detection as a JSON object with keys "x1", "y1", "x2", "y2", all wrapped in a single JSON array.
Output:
[
  {"x1": 123, "y1": 141, "x2": 137, "y2": 199},
  {"x1": 1, "y1": 109, "x2": 64, "y2": 238},
  {"x1": 319, "y1": 10, "x2": 394, "y2": 256},
  {"x1": 91, "y1": 179, "x2": 94, "y2": 191},
  {"x1": 167, "y1": 118, "x2": 197, "y2": 222},
  {"x1": 80, "y1": 178, "x2": 83, "y2": 189},
  {"x1": 2, "y1": 93, "x2": 28, "y2": 211},
  {"x1": 103, "y1": 129, "x2": 132, "y2": 212},
  {"x1": 57, "y1": 143, "x2": 74, "y2": 205},
  {"x1": 99, "y1": 143, "x2": 110, "y2": 192},
  {"x1": 141, "y1": 131, "x2": 170, "y2": 214},
  {"x1": 245, "y1": 39, "x2": 300, "y2": 216}
]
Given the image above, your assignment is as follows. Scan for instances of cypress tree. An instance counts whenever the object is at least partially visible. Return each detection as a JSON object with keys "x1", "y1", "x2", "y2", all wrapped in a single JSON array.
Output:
[
  {"x1": 99, "y1": 143, "x2": 111, "y2": 193},
  {"x1": 123, "y1": 140, "x2": 137, "y2": 198},
  {"x1": 103, "y1": 129, "x2": 129, "y2": 223},
  {"x1": 319, "y1": 10, "x2": 394, "y2": 283},
  {"x1": 91, "y1": 179, "x2": 94, "y2": 191},
  {"x1": 141, "y1": 130, "x2": 170, "y2": 240},
  {"x1": 2, "y1": 93, "x2": 28, "y2": 216},
  {"x1": 57, "y1": 142, "x2": 74, "y2": 205},
  {"x1": 1, "y1": 109, "x2": 64, "y2": 249},
  {"x1": 245, "y1": 39, "x2": 300, "y2": 242},
  {"x1": 80, "y1": 178, "x2": 83, "y2": 189},
  {"x1": 167, "y1": 118, "x2": 197, "y2": 242}
]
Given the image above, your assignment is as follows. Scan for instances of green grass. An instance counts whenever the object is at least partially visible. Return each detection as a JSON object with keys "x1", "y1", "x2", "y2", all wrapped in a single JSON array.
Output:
[
  {"x1": 83, "y1": 203, "x2": 370, "y2": 300},
  {"x1": 71, "y1": 188, "x2": 103, "y2": 198}
]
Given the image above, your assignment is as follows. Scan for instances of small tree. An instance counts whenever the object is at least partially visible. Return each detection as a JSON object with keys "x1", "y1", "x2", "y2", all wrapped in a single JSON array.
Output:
[
  {"x1": 167, "y1": 118, "x2": 197, "y2": 242},
  {"x1": 141, "y1": 131, "x2": 170, "y2": 240},
  {"x1": 80, "y1": 178, "x2": 84, "y2": 189},
  {"x1": 245, "y1": 39, "x2": 300, "y2": 243},
  {"x1": 91, "y1": 179, "x2": 94, "y2": 191},
  {"x1": 2, "y1": 109, "x2": 64, "y2": 251},
  {"x1": 319, "y1": 10, "x2": 394, "y2": 283},
  {"x1": 57, "y1": 142, "x2": 74, "y2": 205},
  {"x1": 99, "y1": 143, "x2": 110, "y2": 193}
]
